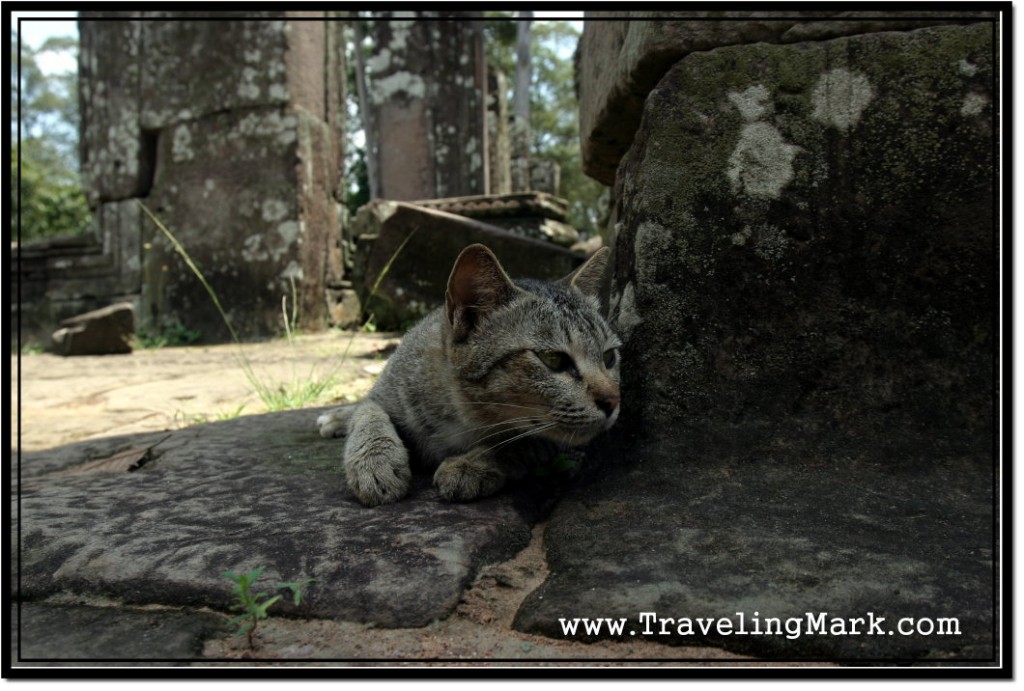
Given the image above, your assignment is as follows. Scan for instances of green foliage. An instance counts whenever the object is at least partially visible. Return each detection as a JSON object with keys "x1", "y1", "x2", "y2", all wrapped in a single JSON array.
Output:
[
  {"x1": 223, "y1": 567, "x2": 313, "y2": 649},
  {"x1": 14, "y1": 136, "x2": 91, "y2": 242},
  {"x1": 12, "y1": 30, "x2": 91, "y2": 241},
  {"x1": 133, "y1": 324, "x2": 202, "y2": 349},
  {"x1": 483, "y1": 17, "x2": 607, "y2": 234}
]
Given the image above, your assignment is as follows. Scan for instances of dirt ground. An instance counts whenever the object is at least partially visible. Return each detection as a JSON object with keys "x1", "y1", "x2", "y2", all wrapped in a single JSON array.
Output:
[
  {"x1": 13, "y1": 332, "x2": 394, "y2": 453},
  {"x1": 12, "y1": 333, "x2": 824, "y2": 668}
]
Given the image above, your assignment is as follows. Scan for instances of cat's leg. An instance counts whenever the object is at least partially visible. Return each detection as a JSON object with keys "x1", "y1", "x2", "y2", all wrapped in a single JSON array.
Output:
[
  {"x1": 342, "y1": 400, "x2": 412, "y2": 506},
  {"x1": 433, "y1": 446, "x2": 530, "y2": 502},
  {"x1": 316, "y1": 405, "x2": 356, "y2": 438}
]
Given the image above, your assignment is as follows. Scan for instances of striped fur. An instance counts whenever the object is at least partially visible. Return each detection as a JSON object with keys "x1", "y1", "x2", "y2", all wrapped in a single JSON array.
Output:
[{"x1": 317, "y1": 244, "x2": 621, "y2": 506}]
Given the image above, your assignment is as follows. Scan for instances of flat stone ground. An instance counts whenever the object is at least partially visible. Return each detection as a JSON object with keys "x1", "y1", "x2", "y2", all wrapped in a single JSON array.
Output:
[{"x1": 11, "y1": 333, "x2": 800, "y2": 668}]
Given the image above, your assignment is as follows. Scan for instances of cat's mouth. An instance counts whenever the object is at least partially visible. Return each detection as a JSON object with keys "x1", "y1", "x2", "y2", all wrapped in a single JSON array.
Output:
[{"x1": 540, "y1": 415, "x2": 615, "y2": 447}]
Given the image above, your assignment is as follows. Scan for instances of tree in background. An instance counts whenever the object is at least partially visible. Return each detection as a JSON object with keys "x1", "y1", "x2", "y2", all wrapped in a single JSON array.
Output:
[
  {"x1": 485, "y1": 16, "x2": 607, "y2": 236},
  {"x1": 11, "y1": 31, "x2": 91, "y2": 242}
]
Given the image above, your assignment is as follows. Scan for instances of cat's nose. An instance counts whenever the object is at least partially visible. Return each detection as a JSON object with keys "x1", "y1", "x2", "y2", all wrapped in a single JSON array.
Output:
[{"x1": 594, "y1": 393, "x2": 620, "y2": 417}]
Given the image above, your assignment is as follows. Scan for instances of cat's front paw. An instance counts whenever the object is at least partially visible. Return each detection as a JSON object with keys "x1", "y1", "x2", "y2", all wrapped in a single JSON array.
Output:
[
  {"x1": 345, "y1": 441, "x2": 411, "y2": 506},
  {"x1": 434, "y1": 453, "x2": 506, "y2": 502},
  {"x1": 317, "y1": 406, "x2": 354, "y2": 438}
]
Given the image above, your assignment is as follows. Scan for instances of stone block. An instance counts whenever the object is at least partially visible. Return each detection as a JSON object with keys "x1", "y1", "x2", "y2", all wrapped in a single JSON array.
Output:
[
  {"x1": 518, "y1": 24, "x2": 997, "y2": 660},
  {"x1": 577, "y1": 12, "x2": 997, "y2": 185},
  {"x1": 138, "y1": 15, "x2": 292, "y2": 130},
  {"x1": 350, "y1": 201, "x2": 582, "y2": 330},
  {"x1": 142, "y1": 107, "x2": 337, "y2": 341},
  {"x1": 51, "y1": 303, "x2": 135, "y2": 356},
  {"x1": 529, "y1": 159, "x2": 561, "y2": 196}
]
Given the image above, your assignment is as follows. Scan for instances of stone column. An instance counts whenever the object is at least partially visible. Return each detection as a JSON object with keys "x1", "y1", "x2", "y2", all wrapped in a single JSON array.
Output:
[
  {"x1": 78, "y1": 12, "x2": 345, "y2": 341},
  {"x1": 361, "y1": 13, "x2": 487, "y2": 201}
]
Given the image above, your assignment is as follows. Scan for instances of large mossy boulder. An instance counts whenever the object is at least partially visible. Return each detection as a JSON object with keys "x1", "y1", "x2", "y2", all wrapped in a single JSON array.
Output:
[{"x1": 516, "y1": 23, "x2": 996, "y2": 661}]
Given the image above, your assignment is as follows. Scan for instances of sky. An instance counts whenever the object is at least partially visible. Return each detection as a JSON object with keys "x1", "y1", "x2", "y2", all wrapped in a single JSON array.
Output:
[{"x1": 13, "y1": 11, "x2": 78, "y2": 73}]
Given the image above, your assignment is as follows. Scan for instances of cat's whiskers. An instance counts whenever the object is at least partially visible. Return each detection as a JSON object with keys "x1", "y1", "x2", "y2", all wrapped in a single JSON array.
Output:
[
  {"x1": 457, "y1": 401, "x2": 547, "y2": 413},
  {"x1": 480, "y1": 422, "x2": 559, "y2": 457},
  {"x1": 466, "y1": 417, "x2": 548, "y2": 444}
]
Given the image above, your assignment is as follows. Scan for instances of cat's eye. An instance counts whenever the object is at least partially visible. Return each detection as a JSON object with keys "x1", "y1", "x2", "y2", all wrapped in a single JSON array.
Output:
[
  {"x1": 536, "y1": 350, "x2": 572, "y2": 372},
  {"x1": 603, "y1": 348, "x2": 618, "y2": 369}
]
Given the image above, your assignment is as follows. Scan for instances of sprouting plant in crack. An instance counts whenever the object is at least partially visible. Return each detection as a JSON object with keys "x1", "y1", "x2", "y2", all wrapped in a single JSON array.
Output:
[{"x1": 223, "y1": 566, "x2": 314, "y2": 649}]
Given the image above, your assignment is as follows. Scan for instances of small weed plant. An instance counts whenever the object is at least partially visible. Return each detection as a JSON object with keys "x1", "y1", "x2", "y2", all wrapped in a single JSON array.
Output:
[
  {"x1": 223, "y1": 566, "x2": 314, "y2": 649},
  {"x1": 134, "y1": 323, "x2": 201, "y2": 349}
]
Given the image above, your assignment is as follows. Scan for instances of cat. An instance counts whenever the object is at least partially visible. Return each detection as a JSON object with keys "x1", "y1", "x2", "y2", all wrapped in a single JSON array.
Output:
[{"x1": 317, "y1": 243, "x2": 621, "y2": 506}]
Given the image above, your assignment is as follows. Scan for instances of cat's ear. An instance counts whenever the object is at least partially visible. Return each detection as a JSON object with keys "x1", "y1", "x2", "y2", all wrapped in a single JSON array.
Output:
[
  {"x1": 560, "y1": 247, "x2": 611, "y2": 298},
  {"x1": 445, "y1": 244, "x2": 518, "y2": 342}
]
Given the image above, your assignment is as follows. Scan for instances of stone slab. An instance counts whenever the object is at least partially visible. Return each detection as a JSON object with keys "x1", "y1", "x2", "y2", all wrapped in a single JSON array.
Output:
[
  {"x1": 14, "y1": 409, "x2": 550, "y2": 628},
  {"x1": 12, "y1": 603, "x2": 226, "y2": 663},
  {"x1": 514, "y1": 450, "x2": 995, "y2": 660}
]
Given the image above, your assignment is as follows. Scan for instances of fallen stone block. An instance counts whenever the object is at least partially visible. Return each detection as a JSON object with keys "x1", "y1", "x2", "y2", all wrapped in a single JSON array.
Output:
[
  {"x1": 350, "y1": 200, "x2": 582, "y2": 330},
  {"x1": 413, "y1": 191, "x2": 579, "y2": 244},
  {"x1": 51, "y1": 302, "x2": 135, "y2": 356}
]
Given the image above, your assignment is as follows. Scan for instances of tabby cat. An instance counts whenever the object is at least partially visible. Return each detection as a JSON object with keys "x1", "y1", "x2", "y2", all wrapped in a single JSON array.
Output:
[{"x1": 317, "y1": 243, "x2": 621, "y2": 506}]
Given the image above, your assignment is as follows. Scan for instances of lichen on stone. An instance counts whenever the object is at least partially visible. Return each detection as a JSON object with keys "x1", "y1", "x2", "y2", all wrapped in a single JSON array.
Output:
[
  {"x1": 811, "y1": 68, "x2": 875, "y2": 131},
  {"x1": 960, "y1": 92, "x2": 988, "y2": 117},
  {"x1": 728, "y1": 84, "x2": 773, "y2": 122},
  {"x1": 171, "y1": 124, "x2": 194, "y2": 162},
  {"x1": 727, "y1": 122, "x2": 802, "y2": 199}
]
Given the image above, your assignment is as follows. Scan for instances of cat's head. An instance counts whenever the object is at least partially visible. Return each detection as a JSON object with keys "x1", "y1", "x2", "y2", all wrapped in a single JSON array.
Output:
[{"x1": 444, "y1": 244, "x2": 621, "y2": 448}]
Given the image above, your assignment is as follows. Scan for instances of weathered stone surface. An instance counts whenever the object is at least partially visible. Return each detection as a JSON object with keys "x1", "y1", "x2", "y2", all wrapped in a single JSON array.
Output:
[
  {"x1": 529, "y1": 160, "x2": 561, "y2": 196},
  {"x1": 72, "y1": 14, "x2": 345, "y2": 343},
  {"x1": 78, "y1": 18, "x2": 147, "y2": 205},
  {"x1": 411, "y1": 192, "x2": 579, "y2": 245},
  {"x1": 413, "y1": 192, "x2": 570, "y2": 223},
  {"x1": 487, "y1": 218, "x2": 579, "y2": 248},
  {"x1": 515, "y1": 456, "x2": 994, "y2": 659},
  {"x1": 51, "y1": 303, "x2": 134, "y2": 356},
  {"x1": 577, "y1": 12, "x2": 997, "y2": 185},
  {"x1": 362, "y1": 14, "x2": 487, "y2": 200},
  {"x1": 142, "y1": 107, "x2": 340, "y2": 341},
  {"x1": 350, "y1": 201, "x2": 582, "y2": 330},
  {"x1": 13, "y1": 603, "x2": 226, "y2": 662},
  {"x1": 15, "y1": 409, "x2": 549, "y2": 628},
  {"x1": 138, "y1": 14, "x2": 292, "y2": 130},
  {"x1": 518, "y1": 24, "x2": 996, "y2": 661}
]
